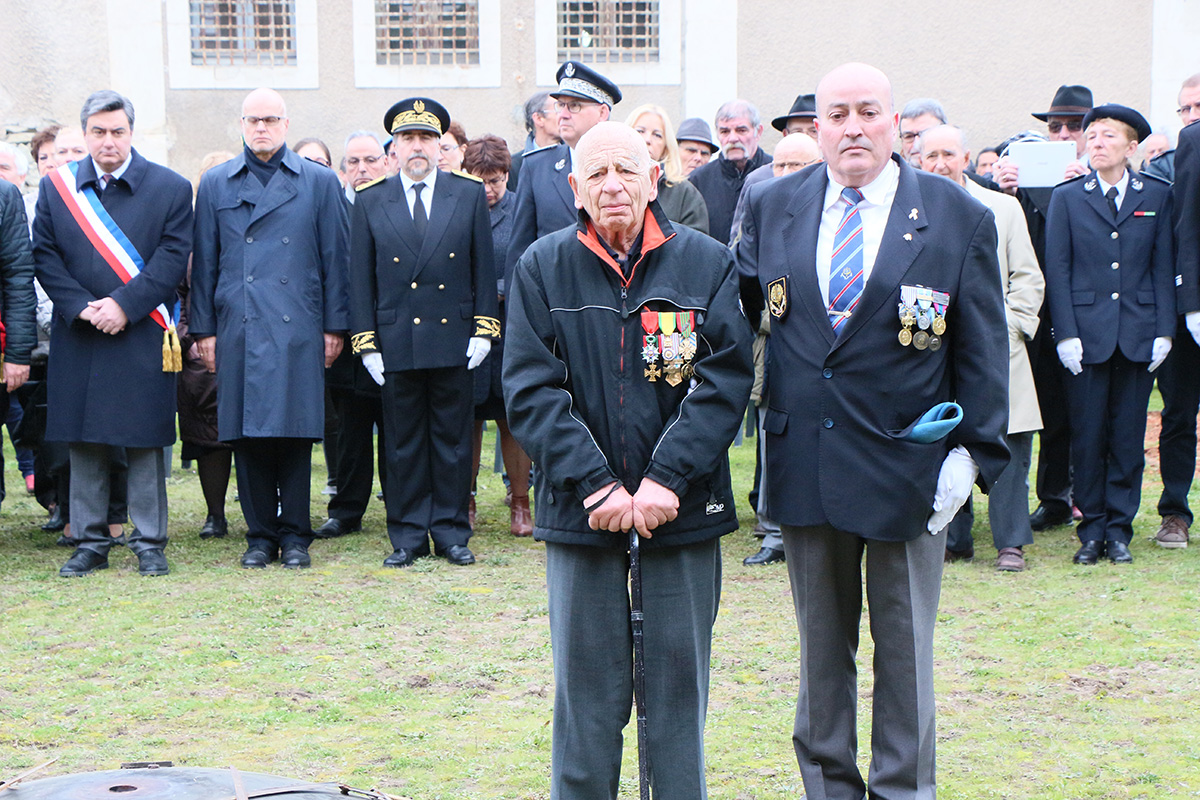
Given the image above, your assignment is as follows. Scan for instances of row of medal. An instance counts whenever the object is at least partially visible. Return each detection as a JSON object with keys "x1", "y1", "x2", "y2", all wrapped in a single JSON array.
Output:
[
  {"x1": 642, "y1": 309, "x2": 698, "y2": 386},
  {"x1": 898, "y1": 285, "x2": 950, "y2": 351}
]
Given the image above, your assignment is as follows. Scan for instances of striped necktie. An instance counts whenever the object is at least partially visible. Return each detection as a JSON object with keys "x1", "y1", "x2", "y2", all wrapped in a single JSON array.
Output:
[{"x1": 828, "y1": 186, "x2": 865, "y2": 333}]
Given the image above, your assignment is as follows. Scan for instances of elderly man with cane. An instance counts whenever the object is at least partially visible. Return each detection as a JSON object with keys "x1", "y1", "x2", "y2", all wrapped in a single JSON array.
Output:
[{"x1": 503, "y1": 121, "x2": 753, "y2": 799}]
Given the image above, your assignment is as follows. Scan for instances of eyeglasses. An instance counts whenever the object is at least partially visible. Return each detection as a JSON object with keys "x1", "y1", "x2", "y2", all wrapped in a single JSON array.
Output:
[
  {"x1": 899, "y1": 131, "x2": 925, "y2": 143},
  {"x1": 482, "y1": 176, "x2": 507, "y2": 188},
  {"x1": 1046, "y1": 119, "x2": 1083, "y2": 134},
  {"x1": 440, "y1": 143, "x2": 464, "y2": 153},
  {"x1": 304, "y1": 156, "x2": 331, "y2": 167},
  {"x1": 1178, "y1": 104, "x2": 1200, "y2": 118},
  {"x1": 242, "y1": 116, "x2": 285, "y2": 127},
  {"x1": 346, "y1": 155, "x2": 382, "y2": 167},
  {"x1": 554, "y1": 100, "x2": 596, "y2": 114},
  {"x1": 773, "y1": 158, "x2": 821, "y2": 171}
]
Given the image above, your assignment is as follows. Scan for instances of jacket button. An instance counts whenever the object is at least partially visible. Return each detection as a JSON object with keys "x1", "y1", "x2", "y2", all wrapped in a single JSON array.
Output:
[
  {"x1": 1111, "y1": 292, "x2": 1120, "y2": 300},
  {"x1": 411, "y1": 281, "x2": 418, "y2": 289},
  {"x1": 283, "y1": 315, "x2": 290, "y2": 322},
  {"x1": 822, "y1": 418, "x2": 834, "y2": 429},
  {"x1": 414, "y1": 317, "x2": 421, "y2": 324},
  {"x1": 822, "y1": 368, "x2": 833, "y2": 379},
  {"x1": 1111, "y1": 262, "x2": 1119, "y2": 270},
  {"x1": 441, "y1": 318, "x2": 448, "y2": 324},
  {"x1": 246, "y1": 236, "x2": 253, "y2": 243},
  {"x1": 449, "y1": 253, "x2": 455, "y2": 258},
  {"x1": 281, "y1": 277, "x2": 288, "y2": 283},
  {"x1": 242, "y1": 316, "x2": 247, "y2": 322},
  {"x1": 246, "y1": 275, "x2": 254, "y2": 282},
  {"x1": 393, "y1": 257, "x2": 400, "y2": 263},
  {"x1": 1111, "y1": 231, "x2": 1119, "y2": 239},
  {"x1": 282, "y1": 236, "x2": 289, "y2": 244},
  {"x1": 438, "y1": 284, "x2": 445, "y2": 290}
]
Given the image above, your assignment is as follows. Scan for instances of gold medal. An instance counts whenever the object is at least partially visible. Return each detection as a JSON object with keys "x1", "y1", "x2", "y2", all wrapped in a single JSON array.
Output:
[
  {"x1": 664, "y1": 362, "x2": 683, "y2": 387},
  {"x1": 932, "y1": 315, "x2": 946, "y2": 335},
  {"x1": 899, "y1": 328, "x2": 913, "y2": 346},
  {"x1": 913, "y1": 330, "x2": 930, "y2": 350},
  {"x1": 644, "y1": 364, "x2": 661, "y2": 382}
]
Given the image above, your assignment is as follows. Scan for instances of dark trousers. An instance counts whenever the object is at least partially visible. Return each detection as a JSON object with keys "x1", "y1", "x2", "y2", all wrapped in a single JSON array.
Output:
[
  {"x1": 545, "y1": 539, "x2": 720, "y2": 800},
  {"x1": 1155, "y1": 317, "x2": 1200, "y2": 524},
  {"x1": 380, "y1": 366, "x2": 473, "y2": 553},
  {"x1": 781, "y1": 523, "x2": 944, "y2": 800},
  {"x1": 327, "y1": 387, "x2": 385, "y2": 526},
  {"x1": 233, "y1": 437, "x2": 313, "y2": 551},
  {"x1": 947, "y1": 431, "x2": 1035, "y2": 552},
  {"x1": 1066, "y1": 351, "x2": 1154, "y2": 545},
  {"x1": 1029, "y1": 324, "x2": 1073, "y2": 513}
]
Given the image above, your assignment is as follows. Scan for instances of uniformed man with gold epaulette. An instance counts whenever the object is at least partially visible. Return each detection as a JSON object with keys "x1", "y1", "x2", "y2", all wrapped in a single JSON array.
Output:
[{"x1": 348, "y1": 96, "x2": 500, "y2": 568}]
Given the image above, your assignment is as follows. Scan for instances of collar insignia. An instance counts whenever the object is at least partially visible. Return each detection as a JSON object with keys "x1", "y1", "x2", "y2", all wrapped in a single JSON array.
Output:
[
  {"x1": 1131, "y1": 177, "x2": 1143, "y2": 191},
  {"x1": 555, "y1": 158, "x2": 566, "y2": 171},
  {"x1": 1085, "y1": 179, "x2": 1097, "y2": 191}
]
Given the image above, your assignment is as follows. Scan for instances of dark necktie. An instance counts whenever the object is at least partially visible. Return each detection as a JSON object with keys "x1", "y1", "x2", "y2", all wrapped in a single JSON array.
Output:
[
  {"x1": 101, "y1": 174, "x2": 112, "y2": 194},
  {"x1": 1105, "y1": 186, "x2": 1119, "y2": 219},
  {"x1": 412, "y1": 182, "x2": 428, "y2": 240}
]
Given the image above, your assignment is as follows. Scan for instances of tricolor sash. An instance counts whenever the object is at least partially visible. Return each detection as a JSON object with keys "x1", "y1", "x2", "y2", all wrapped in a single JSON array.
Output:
[{"x1": 48, "y1": 161, "x2": 181, "y2": 372}]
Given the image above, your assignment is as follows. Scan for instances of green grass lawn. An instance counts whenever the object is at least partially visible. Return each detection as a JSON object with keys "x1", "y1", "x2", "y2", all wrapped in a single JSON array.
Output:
[{"x1": 1, "y1": 423, "x2": 1198, "y2": 799}]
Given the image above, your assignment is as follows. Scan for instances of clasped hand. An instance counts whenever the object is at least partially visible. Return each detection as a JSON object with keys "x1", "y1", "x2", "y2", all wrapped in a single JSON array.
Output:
[
  {"x1": 584, "y1": 478, "x2": 679, "y2": 539},
  {"x1": 80, "y1": 297, "x2": 128, "y2": 335}
]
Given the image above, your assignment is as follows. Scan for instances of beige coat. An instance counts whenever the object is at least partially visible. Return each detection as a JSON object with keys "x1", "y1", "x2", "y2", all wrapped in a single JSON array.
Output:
[{"x1": 965, "y1": 178, "x2": 1043, "y2": 434}]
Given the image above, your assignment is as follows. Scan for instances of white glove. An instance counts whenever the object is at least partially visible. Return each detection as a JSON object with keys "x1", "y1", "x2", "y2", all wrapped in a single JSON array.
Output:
[
  {"x1": 1056, "y1": 337, "x2": 1083, "y2": 376},
  {"x1": 466, "y1": 336, "x2": 492, "y2": 370},
  {"x1": 1187, "y1": 312, "x2": 1200, "y2": 347},
  {"x1": 927, "y1": 445, "x2": 980, "y2": 534},
  {"x1": 361, "y1": 352, "x2": 385, "y2": 386},
  {"x1": 1148, "y1": 336, "x2": 1173, "y2": 372}
]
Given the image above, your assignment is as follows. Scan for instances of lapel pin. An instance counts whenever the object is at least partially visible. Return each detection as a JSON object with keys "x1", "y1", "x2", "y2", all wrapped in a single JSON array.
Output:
[
  {"x1": 909, "y1": 208, "x2": 918, "y2": 221},
  {"x1": 904, "y1": 233, "x2": 912, "y2": 241}
]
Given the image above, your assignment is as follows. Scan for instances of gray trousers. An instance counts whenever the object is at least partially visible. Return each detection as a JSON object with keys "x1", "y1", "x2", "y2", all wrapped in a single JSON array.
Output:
[
  {"x1": 781, "y1": 524, "x2": 944, "y2": 800},
  {"x1": 756, "y1": 405, "x2": 782, "y2": 549},
  {"x1": 947, "y1": 431, "x2": 1034, "y2": 552},
  {"x1": 545, "y1": 538, "x2": 720, "y2": 800},
  {"x1": 70, "y1": 443, "x2": 168, "y2": 555}
]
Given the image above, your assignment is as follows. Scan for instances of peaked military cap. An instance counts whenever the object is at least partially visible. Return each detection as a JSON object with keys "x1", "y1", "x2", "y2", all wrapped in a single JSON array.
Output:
[
  {"x1": 551, "y1": 61, "x2": 622, "y2": 107},
  {"x1": 384, "y1": 97, "x2": 450, "y2": 136}
]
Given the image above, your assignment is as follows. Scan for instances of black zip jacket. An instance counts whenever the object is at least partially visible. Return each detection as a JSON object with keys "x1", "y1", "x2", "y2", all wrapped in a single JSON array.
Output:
[
  {"x1": 0, "y1": 181, "x2": 36, "y2": 365},
  {"x1": 503, "y1": 200, "x2": 754, "y2": 549}
]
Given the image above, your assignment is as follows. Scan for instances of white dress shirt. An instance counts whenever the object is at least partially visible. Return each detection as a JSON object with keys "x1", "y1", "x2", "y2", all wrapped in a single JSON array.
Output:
[
  {"x1": 816, "y1": 160, "x2": 899, "y2": 309},
  {"x1": 1097, "y1": 169, "x2": 1129, "y2": 211},
  {"x1": 399, "y1": 167, "x2": 437, "y2": 218}
]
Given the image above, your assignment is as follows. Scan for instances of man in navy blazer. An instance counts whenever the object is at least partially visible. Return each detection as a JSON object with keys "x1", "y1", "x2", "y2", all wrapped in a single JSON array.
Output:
[
  {"x1": 34, "y1": 90, "x2": 192, "y2": 578},
  {"x1": 738, "y1": 63, "x2": 1009, "y2": 799}
]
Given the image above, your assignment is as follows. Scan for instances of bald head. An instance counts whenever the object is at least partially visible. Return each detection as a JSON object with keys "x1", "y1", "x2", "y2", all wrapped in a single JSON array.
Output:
[
  {"x1": 814, "y1": 62, "x2": 898, "y2": 188},
  {"x1": 240, "y1": 87, "x2": 290, "y2": 160},
  {"x1": 569, "y1": 121, "x2": 659, "y2": 245},
  {"x1": 242, "y1": 87, "x2": 287, "y2": 118},
  {"x1": 771, "y1": 133, "x2": 821, "y2": 177},
  {"x1": 573, "y1": 121, "x2": 653, "y2": 181}
]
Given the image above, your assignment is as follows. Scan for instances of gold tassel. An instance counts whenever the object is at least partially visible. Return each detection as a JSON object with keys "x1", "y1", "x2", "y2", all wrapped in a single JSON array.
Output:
[{"x1": 162, "y1": 327, "x2": 183, "y2": 373}]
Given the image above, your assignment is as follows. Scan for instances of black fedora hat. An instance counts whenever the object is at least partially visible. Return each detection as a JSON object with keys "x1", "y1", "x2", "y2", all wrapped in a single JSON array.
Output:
[
  {"x1": 1032, "y1": 85, "x2": 1093, "y2": 121},
  {"x1": 1082, "y1": 104, "x2": 1152, "y2": 143},
  {"x1": 771, "y1": 93, "x2": 816, "y2": 131}
]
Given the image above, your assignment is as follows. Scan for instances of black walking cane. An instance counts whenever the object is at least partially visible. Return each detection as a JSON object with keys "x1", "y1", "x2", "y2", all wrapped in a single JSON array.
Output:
[{"x1": 629, "y1": 529, "x2": 652, "y2": 800}]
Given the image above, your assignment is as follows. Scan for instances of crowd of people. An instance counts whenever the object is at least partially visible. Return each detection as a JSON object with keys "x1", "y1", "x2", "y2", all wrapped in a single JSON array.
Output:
[{"x1": 1, "y1": 58, "x2": 1198, "y2": 799}]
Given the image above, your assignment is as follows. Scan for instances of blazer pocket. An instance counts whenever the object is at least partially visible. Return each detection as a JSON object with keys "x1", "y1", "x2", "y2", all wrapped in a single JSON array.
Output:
[
  {"x1": 1137, "y1": 291, "x2": 1155, "y2": 305},
  {"x1": 377, "y1": 308, "x2": 397, "y2": 324},
  {"x1": 1071, "y1": 291, "x2": 1095, "y2": 306},
  {"x1": 763, "y1": 407, "x2": 788, "y2": 435}
]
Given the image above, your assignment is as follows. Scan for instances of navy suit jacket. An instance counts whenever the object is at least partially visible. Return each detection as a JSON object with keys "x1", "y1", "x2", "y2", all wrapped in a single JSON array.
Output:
[
  {"x1": 738, "y1": 155, "x2": 1010, "y2": 540},
  {"x1": 1044, "y1": 171, "x2": 1175, "y2": 363},
  {"x1": 349, "y1": 171, "x2": 497, "y2": 372},
  {"x1": 1174, "y1": 123, "x2": 1200, "y2": 313},
  {"x1": 503, "y1": 143, "x2": 576, "y2": 297}
]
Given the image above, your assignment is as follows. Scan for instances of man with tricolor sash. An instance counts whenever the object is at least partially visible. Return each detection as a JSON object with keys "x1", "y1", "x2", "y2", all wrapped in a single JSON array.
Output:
[{"x1": 33, "y1": 90, "x2": 193, "y2": 578}]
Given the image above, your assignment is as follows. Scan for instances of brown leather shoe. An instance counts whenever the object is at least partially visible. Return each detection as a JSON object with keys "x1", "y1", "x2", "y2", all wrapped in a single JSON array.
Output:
[
  {"x1": 510, "y1": 494, "x2": 533, "y2": 537},
  {"x1": 468, "y1": 494, "x2": 476, "y2": 529},
  {"x1": 1155, "y1": 515, "x2": 1189, "y2": 549},
  {"x1": 995, "y1": 546, "x2": 1025, "y2": 572}
]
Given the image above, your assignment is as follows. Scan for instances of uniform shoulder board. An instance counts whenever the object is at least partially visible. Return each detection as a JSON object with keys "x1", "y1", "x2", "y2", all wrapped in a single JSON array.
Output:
[
  {"x1": 452, "y1": 169, "x2": 483, "y2": 183},
  {"x1": 355, "y1": 175, "x2": 387, "y2": 192},
  {"x1": 1059, "y1": 172, "x2": 1088, "y2": 185},
  {"x1": 1138, "y1": 170, "x2": 1171, "y2": 186},
  {"x1": 523, "y1": 143, "x2": 560, "y2": 159}
]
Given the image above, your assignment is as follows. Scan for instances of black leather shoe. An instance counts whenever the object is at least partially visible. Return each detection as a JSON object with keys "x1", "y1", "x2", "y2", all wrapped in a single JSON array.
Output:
[
  {"x1": 281, "y1": 545, "x2": 311, "y2": 569},
  {"x1": 240, "y1": 548, "x2": 276, "y2": 569},
  {"x1": 1030, "y1": 504, "x2": 1074, "y2": 531},
  {"x1": 1073, "y1": 540, "x2": 1105, "y2": 565},
  {"x1": 42, "y1": 505, "x2": 66, "y2": 532},
  {"x1": 1107, "y1": 540, "x2": 1133, "y2": 564},
  {"x1": 137, "y1": 548, "x2": 170, "y2": 576},
  {"x1": 743, "y1": 546, "x2": 786, "y2": 565},
  {"x1": 383, "y1": 548, "x2": 420, "y2": 568},
  {"x1": 60, "y1": 548, "x2": 109, "y2": 577},
  {"x1": 441, "y1": 544, "x2": 476, "y2": 565},
  {"x1": 199, "y1": 515, "x2": 228, "y2": 539},
  {"x1": 313, "y1": 517, "x2": 360, "y2": 539}
]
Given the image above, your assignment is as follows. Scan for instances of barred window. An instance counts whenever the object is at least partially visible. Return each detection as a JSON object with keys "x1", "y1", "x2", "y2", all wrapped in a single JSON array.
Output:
[
  {"x1": 374, "y1": 0, "x2": 480, "y2": 66},
  {"x1": 190, "y1": 1, "x2": 297, "y2": 66},
  {"x1": 557, "y1": 0, "x2": 660, "y2": 64}
]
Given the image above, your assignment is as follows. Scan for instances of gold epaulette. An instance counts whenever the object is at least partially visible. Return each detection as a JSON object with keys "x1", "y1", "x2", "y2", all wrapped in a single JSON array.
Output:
[
  {"x1": 351, "y1": 331, "x2": 378, "y2": 354},
  {"x1": 355, "y1": 175, "x2": 387, "y2": 192},
  {"x1": 474, "y1": 316, "x2": 502, "y2": 339},
  {"x1": 452, "y1": 169, "x2": 483, "y2": 183}
]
